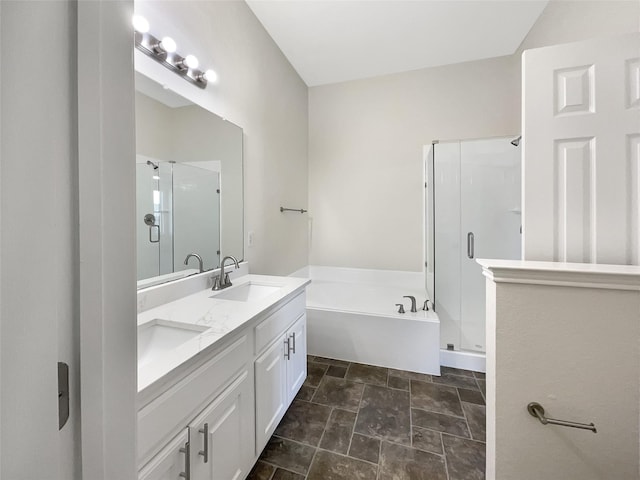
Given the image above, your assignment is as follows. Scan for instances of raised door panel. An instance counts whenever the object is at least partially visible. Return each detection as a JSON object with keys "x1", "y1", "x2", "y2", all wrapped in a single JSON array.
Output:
[
  {"x1": 255, "y1": 335, "x2": 287, "y2": 453},
  {"x1": 189, "y1": 371, "x2": 253, "y2": 480},
  {"x1": 286, "y1": 315, "x2": 307, "y2": 403},
  {"x1": 523, "y1": 32, "x2": 640, "y2": 264},
  {"x1": 138, "y1": 429, "x2": 189, "y2": 480}
]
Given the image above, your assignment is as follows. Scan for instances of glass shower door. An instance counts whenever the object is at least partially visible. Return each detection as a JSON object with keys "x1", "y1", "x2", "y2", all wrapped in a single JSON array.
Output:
[
  {"x1": 172, "y1": 163, "x2": 221, "y2": 272},
  {"x1": 432, "y1": 137, "x2": 521, "y2": 353},
  {"x1": 459, "y1": 138, "x2": 521, "y2": 352},
  {"x1": 433, "y1": 142, "x2": 462, "y2": 350}
]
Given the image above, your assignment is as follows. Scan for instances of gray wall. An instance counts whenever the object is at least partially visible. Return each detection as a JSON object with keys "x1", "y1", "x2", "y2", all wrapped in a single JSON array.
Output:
[
  {"x1": 308, "y1": 0, "x2": 639, "y2": 272},
  {"x1": 309, "y1": 55, "x2": 519, "y2": 271}
]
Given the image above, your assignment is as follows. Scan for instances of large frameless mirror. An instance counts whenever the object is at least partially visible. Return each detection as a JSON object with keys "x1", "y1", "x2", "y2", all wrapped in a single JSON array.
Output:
[{"x1": 135, "y1": 72, "x2": 243, "y2": 289}]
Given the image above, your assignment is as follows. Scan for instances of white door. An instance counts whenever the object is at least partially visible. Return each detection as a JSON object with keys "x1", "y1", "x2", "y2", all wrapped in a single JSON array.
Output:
[
  {"x1": 138, "y1": 429, "x2": 189, "y2": 480},
  {"x1": 190, "y1": 371, "x2": 253, "y2": 480},
  {"x1": 1, "y1": 2, "x2": 80, "y2": 479},
  {"x1": 286, "y1": 315, "x2": 307, "y2": 403},
  {"x1": 254, "y1": 336, "x2": 288, "y2": 453},
  {"x1": 523, "y1": 32, "x2": 640, "y2": 265}
]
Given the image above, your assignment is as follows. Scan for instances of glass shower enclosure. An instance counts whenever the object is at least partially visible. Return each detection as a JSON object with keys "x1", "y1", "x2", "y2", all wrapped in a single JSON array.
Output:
[
  {"x1": 136, "y1": 159, "x2": 221, "y2": 281},
  {"x1": 425, "y1": 136, "x2": 521, "y2": 353}
]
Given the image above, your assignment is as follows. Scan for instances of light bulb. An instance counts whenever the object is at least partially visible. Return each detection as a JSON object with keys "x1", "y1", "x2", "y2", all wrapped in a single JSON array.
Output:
[
  {"x1": 184, "y1": 55, "x2": 199, "y2": 69},
  {"x1": 159, "y1": 37, "x2": 176, "y2": 53},
  {"x1": 132, "y1": 15, "x2": 149, "y2": 33},
  {"x1": 203, "y1": 69, "x2": 218, "y2": 83}
]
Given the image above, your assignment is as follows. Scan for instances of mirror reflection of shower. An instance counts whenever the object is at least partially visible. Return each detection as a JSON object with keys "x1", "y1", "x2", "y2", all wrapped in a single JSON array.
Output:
[
  {"x1": 135, "y1": 157, "x2": 221, "y2": 282},
  {"x1": 146, "y1": 159, "x2": 159, "y2": 170},
  {"x1": 142, "y1": 160, "x2": 161, "y2": 247}
]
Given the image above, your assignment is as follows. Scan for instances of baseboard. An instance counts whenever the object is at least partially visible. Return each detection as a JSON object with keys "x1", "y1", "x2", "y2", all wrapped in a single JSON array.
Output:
[{"x1": 440, "y1": 348, "x2": 485, "y2": 373}]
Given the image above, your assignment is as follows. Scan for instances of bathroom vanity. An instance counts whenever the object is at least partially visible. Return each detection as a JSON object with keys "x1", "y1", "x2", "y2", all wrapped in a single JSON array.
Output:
[{"x1": 136, "y1": 273, "x2": 310, "y2": 480}]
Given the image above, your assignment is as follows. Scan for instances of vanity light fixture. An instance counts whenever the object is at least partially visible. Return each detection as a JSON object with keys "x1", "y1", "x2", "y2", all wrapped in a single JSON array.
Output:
[
  {"x1": 132, "y1": 15, "x2": 215, "y2": 90},
  {"x1": 152, "y1": 36, "x2": 177, "y2": 55},
  {"x1": 132, "y1": 14, "x2": 149, "y2": 33},
  {"x1": 197, "y1": 69, "x2": 218, "y2": 84},
  {"x1": 176, "y1": 54, "x2": 199, "y2": 71}
]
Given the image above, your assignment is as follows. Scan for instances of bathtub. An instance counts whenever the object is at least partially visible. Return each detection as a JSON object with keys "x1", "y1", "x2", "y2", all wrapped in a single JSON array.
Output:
[{"x1": 291, "y1": 266, "x2": 441, "y2": 375}]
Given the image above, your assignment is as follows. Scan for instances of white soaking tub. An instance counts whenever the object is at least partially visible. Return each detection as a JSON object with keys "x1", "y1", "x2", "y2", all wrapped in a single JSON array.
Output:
[{"x1": 291, "y1": 266, "x2": 440, "y2": 375}]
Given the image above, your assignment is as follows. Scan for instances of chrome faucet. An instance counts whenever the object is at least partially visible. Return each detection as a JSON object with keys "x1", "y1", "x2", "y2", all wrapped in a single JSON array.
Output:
[
  {"x1": 184, "y1": 253, "x2": 204, "y2": 273},
  {"x1": 403, "y1": 296, "x2": 417, "y2": 313},
  {"x1": 212, "y1": 255, "x2": 240, "y2": 291}
]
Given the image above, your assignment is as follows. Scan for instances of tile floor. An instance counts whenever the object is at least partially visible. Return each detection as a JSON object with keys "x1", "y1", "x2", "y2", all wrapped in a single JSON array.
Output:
[{"x1": 248, "y1": 356, "x2": 486, "y2": 480}]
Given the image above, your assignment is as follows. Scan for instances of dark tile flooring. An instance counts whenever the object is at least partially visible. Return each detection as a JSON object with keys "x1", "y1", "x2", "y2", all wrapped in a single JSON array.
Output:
[{"x1": 248, "y1": 357, "x2": 486, "y2": 480}]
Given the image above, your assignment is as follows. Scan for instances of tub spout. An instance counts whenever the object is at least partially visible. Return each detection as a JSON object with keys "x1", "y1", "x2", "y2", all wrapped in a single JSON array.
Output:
[{"x1": 403, "y1": 296, "x2": 417, "y2": 313}]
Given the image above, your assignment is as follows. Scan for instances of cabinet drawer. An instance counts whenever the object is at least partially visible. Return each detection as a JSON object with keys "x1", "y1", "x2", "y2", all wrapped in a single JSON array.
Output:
[
  {"x1": 138, "y1": 334, "x2": 249, "y2": 467},
  {"x1": 255, "y1": 292, "x2": 305, "y2": 355},
  {"x1": 138, "y1": 429, "x2": 188, "y2": 480}
]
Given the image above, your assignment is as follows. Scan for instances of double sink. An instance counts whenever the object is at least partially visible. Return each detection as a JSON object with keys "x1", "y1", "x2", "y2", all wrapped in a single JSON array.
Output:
[{"x1": 137, "y1": 281, "x2": 283, "y2": 368}]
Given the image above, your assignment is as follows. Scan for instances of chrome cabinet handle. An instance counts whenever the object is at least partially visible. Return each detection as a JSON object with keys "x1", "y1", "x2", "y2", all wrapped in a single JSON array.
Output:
[
  {"x1": 149, "y1": 224, "x2": 160, "y2": 243},
  {"x1": 198, "y1": 423, "x2": 209, "y2": 463},
  {"x1": 467, "y1": 232, "x2": 474, "y2": 259},
  {"x1": 290, "y1": 332, "x2": 296, "y2": 354},
  {"x1": 284, "y1": 337, "x2": 291, "y2": 360},
  {"x1": 179, "y1": 441, "x2": 190, "y2": 479}
]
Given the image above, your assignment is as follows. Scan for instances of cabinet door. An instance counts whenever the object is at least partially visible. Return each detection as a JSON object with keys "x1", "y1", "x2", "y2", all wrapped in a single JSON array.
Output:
[
  {"x1": 255, "y1": 335, "x2": 288, "y2": 452},
  {"x1": 286, "y1": 315, "x2": 307, "y2": 403},
  {"x1": 189, "y1": 371, "x2": 253, "y2": 480},
  {"x1": 139, "y1": 429, "x2": 189, "y2": 480}
]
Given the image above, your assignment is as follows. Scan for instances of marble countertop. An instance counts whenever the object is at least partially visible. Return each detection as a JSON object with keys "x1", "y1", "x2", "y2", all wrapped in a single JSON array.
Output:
[{"x1": 137, "y1": 274, "x2": 310, "y2": 393}]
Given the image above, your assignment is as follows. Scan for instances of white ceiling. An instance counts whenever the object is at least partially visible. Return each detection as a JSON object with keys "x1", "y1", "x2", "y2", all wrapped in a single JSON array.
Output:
[{"x1": 246, "y1": 0, "x2": 549, "y2": 86}]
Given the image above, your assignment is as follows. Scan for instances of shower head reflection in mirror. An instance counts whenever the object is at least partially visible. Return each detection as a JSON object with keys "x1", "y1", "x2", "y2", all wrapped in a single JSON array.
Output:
[{"x1": 135, "y1": 71, "x2": 244, "y2": 289}]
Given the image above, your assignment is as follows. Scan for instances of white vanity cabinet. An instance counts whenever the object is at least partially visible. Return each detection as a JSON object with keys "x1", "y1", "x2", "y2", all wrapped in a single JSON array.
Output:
[
  {"x1": 285, "y1": 315, "x2": 307, "y2": 403},
  {"x1": 255, "y1": 333, "x2": 288, "y2": 451},
  {"x1": 137, "y1": 285, "x2": 308, "y2": 480},
  {"x1": 138, "y1": 429, "x2": 189, "y2": 480},
  {"x1": 188, "y1": 371, "x2": 253, "y2": 480},
  {"x1": 254, "y1": 297, "x2": 307, "y2": 452}
]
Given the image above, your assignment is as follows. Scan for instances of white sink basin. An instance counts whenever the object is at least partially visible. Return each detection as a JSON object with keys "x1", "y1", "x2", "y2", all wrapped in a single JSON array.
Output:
[
  {"x1": 138, "y1": 320, "x2": 208, "y2": 367},
  {"x1": 212, "y1": 282, "x2": 282, "y2": 302}
]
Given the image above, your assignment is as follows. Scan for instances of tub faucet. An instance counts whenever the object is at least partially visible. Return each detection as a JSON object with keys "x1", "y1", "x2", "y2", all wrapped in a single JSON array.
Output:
[
  {"x1": 212, "y1": 255, "x2": 240, "y2": 291},
  {"x1": 423, "y1": 300, "x2": 431, "y2": 311},
  {"x1": 395, "y1": 304, "x2": 405, "y2": 314},
  {"x1": 184, "y1": 253, "x2": 204, "y2": 273},
  {"x1": 403, "y1": 296, "x2": 417, "y2": 313}
]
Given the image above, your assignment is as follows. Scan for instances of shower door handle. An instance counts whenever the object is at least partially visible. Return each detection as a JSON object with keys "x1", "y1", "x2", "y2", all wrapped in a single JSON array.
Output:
[
  {"x1": 149, "y1": 224, "x2": 160, "y2": 243},
  {"x1": 467, "y1": 232, "x2": 474, "y2": 259}
]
